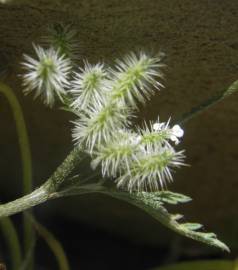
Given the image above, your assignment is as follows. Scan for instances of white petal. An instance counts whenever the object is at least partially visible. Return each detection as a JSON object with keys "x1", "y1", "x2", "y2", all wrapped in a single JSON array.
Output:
[
  {"x1": 172, "y1": 125, "x2": 184, "y2": 138},
  {"x1": 153, "y1": 122, "x2": 165, "y2": 131},
  {"x1": 170, "y1": 135, "x2": 180, "y2": 144}
]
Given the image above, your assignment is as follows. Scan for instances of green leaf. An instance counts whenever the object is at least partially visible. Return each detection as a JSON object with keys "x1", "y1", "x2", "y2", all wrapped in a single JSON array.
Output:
[
  {"x1": 0, "y1": 217, "x2": 22, "y2": 270},
  {"x1": 152, "y1": 191, "x2": 192, "y2": 205},
  {"x1": 151, "y1": 260, "x2": 236, "y2": 270},
  {"x1": 100, "y1": 189, "x2": 229, "y2": 252},
  {"x1": 180, "y1": 223, "x2": 203, "y2": 231},
  {"x1": 31, "y1": 217, "x2": 70, "y2": 270},
  {"x1": 224, "y1": 80, "x2": 238, "y2": 97},
  {"x1": 177, "y1": 79, "x2": 238, "y2": 125}
]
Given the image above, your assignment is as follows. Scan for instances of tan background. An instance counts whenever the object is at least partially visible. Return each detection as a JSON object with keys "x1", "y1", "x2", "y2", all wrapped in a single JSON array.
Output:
[{"x1": 0, "y1": 0, "x2": 238, "y2": 252}]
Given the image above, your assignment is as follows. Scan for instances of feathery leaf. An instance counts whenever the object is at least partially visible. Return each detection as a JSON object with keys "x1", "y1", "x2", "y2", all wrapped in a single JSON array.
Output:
[{"x1": 101, "y1": 189, "x2": 229, "y2": 252}]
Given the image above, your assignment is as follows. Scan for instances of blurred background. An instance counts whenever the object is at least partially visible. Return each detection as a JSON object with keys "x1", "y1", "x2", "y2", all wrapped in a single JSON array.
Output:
[{"x1": 0, "y1": 0, "x2": 238, "y2": 269}]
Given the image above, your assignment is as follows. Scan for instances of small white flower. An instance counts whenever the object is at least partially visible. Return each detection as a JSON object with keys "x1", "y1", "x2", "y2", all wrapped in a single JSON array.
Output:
[
  {"x1": 22, "y1": 45, "x2": 71, "y2": 107},
  {"x1": 152, "y1": 119, "x2": 184, "y2": 145},
  {"x1": 170, "y1": 125, "x2": 184, "y2": 145},
  {"x1": 153, "y1": 122, "x2": 165, "y2": 131}
]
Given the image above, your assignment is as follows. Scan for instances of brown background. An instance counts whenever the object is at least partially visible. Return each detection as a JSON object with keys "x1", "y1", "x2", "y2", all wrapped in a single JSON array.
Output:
[{"x1": 0, "y1": 0, "x2": 238, "y2": 253}]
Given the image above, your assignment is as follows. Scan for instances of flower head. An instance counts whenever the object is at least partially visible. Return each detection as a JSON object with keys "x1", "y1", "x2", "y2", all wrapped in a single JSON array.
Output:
[
  {"x1": 89, "y1": 126, "x2": 185, "y2": 192},
  {"x1": 22, "y1": 45, "x2": 71, "y2": 107},
  {"x1": 43, "y1": 23, "x2": 80, "y2": 61},
  {"x1": 170, "y1": 125, "x2": 184, "y2": 144},
  {"x1": 66, "y1": 49, "x2": 186, "y2": 192},
  {"x1": 70, "y1": 61, "x2": 108, "y2": 111},
  {"x1": 72, "y1": 100, "x2": 131, "y2": 152},
  {"x1": 138, "y1": 119, "x2": 172, "y2": 148},
  {"x1": 153, "y1": 119, "x2": 184, "y2": 145},
  {"x1": 91, "y1": 130, "x2": 139, "y2": 177},
  {"x1": 108, "y1": 52, "x2": 164, "y2": 107},
  {"x1": 116, "y1": 146, "x2": 185, "y2": 192}
]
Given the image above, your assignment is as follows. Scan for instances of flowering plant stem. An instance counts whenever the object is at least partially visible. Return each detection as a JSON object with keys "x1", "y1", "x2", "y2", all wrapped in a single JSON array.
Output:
[
  {"x1": 176, "y1": 80, "x2": 238, "y2": 125},
  {"x1": 0, "y1": 79, "x2": 234, "y2": 252},
  {"x1": 31, "y1": 216, "x2": 70, "y2": 270},
  {"x1": 0, "y1": 80, "x2": 237, "y2": 218},
  {"x1": 0, "y1": 217, "x2": 22, "y2": 270},
  {"x1": 0, "y1": 81, "x2": 34, "y2": 270},
  {"x1": 0, "y1": 81, "x2": 26, "y2": 269},
  {"x1": 0, "y1": 146, "x2": 83, "y2": 218}
]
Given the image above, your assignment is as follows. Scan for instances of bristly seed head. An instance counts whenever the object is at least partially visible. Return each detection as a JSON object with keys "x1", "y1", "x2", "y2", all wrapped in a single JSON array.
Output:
[
  {"x1": 22, "y1": 45, "x2": 71, "y2": 107},
  {"x1": 69, "y1": 51, "x2": 186, "y2": 192},
  {"x1": 108, "y1": 52, "x2": 165, "y2": 108},
  {"x1": 72, "y1": 100, "x2": 132, "y2": 152},
  {"x1": 91, "y1": 130, "x2": 139, "y2": 177},
  {"x1": 21, "y1": 38, "x2": 186, "y2": 192},
  {"x1": 152, "y1": 119, "x2": 184, "y2": 145},
  {"x1": 43, "y1": 23, "x2": 80, "y2": 61},
  {"x1": 116, "y1": 147, "x2": 186, "y2": 192},
  {"x1": 70, "y1": 61, "x2": 108, "y2": 111}
]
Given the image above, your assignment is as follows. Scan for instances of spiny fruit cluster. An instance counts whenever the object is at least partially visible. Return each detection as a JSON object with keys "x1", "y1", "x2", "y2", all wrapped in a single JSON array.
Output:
[{"x1": 21, "y1": 25, "x2": 185, "y2": 192}]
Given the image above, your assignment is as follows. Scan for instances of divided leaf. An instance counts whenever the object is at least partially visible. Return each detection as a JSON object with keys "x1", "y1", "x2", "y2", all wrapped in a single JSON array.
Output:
[
  {"x1": 224, "y1": 79, "x2": 238, "y2": 97},
  {"x1": 149, "y1": 191, "x2": 192, "y2": 205},
  {"x1": 100, "y1": 189, "x2": 229, "y2": 252}
]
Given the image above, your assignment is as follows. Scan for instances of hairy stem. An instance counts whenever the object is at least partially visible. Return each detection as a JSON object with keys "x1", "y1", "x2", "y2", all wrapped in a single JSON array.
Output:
[
  {"x1": 0, "y1": 185, "x2": 52, "y2": 218},
  {"x1": 48, "y1": 146, "x2": 84, "y2": 191},
  {"x1": 1, "y1": 80, "x2": 237, "y2": 220},
  {"x1": 176, "y1": 80, "x2": 238, "y2": 125},
  {"x1": 0, "y1": 146, "x2": 83, "y2": 218}
]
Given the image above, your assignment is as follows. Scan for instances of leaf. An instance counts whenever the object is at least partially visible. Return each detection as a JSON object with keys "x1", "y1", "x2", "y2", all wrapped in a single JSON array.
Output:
[
  {"x1": 224, "y1": 80, "x2": 238, "y2": 97},
  {"x1": 31, "y1": 217, "x2": 70, "y2": 270},
  {"x1": 99, "y1": 189, "x2": 230, "y2": 252},
  {"x1": 181, "y1": 223, "x2": 203, "y2": 231},
  {"x1": 0, "y1": 217, "x2": 22, "y2": 270},
  {"x1": 151, "y1": 191, "x2": 192, "y2": 205},
  {"x1": 151, "y1": 260, "x2": 235, "y2": 270},
  {"x1": 177, "y1": 79, "x2": 238, "y2": 125}
]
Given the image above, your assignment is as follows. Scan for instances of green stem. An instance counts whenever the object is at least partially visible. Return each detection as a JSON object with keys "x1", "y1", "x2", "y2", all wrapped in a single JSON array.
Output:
[
  {"x1": 48, "y1": 146, "x2": 84, "y2": 191},
  {"x1": 0, "y1": 184, "x2": 53, "y2": 218},
  {"x1": 176, "y1": 80, "x2": 238, "y2": 125},
  {"x1": 177, "y1": 92, "x2": 223, "y2": 125},
  {"x1": 0, "y1": 83, "x2": 33, "y2": 199},
  {"x1": 32, "y1": 217, "x2": 70, "y2": 270},
  {"x1": 153, "y1": 260, "x2": 237, "y2": 270},
  {"x1": 19, "y1": 239, "x2": 36, "y2": 270},
  {"x1": 0, "y1": 218, "x2": 22, "y2": 270},
  {"x1": 0, "y1": 81, "x2": 34, "y2": 269},
  {"x1": 0, "y1": 146, "x2": 83, "y2": 218},
  {"x1": 1, "y1": 80, "x2": 236, "y2": 221}
]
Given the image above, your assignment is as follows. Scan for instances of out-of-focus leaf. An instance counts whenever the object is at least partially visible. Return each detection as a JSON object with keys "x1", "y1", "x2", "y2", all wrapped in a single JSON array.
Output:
[
  {"x1": 151, "y1": 260, "x2": 237, "y2": 270},
  {"x1": 31, "y1": 217, "x2": 70, "y2": 270},
  {"x1": 0, "y1": 217, "x2": 22, "y2": 270}
]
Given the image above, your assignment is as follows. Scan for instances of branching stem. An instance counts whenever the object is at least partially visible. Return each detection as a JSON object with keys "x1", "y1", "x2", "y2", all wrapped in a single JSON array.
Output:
[
  {"x1": 0, "y1": 81, "x2": 237, "y2": 221},
  {"x1": 0, "y1": 146, "x2": 83, "y2": 218}
]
